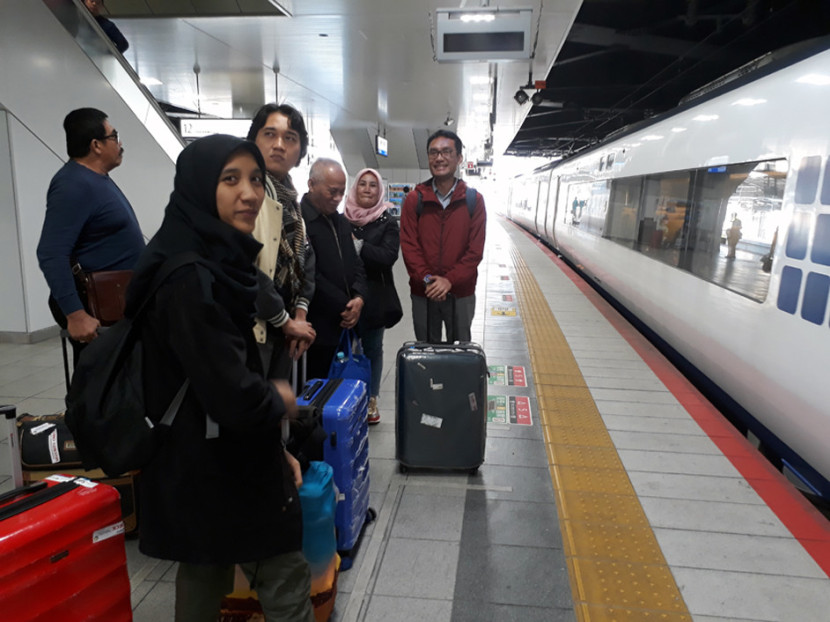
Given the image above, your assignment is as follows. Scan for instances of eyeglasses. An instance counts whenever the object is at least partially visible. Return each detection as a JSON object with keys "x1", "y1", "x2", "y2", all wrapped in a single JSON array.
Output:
[
  {"x1": 101, "y1": 130, "x2": 119, "y2": 142},
  {"x1": 428, "y1": 148, "x2": 455, "y2": 159}
]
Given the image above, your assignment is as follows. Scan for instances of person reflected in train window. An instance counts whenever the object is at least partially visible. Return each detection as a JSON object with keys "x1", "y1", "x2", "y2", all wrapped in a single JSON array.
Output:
[
  {"x1": 400, "y1": 129, "x2": 486, "y2": 342},
  {"x1": 344, "y1": 168, "x2": 404, "y2": 424},
  {"x1": 247, "y1": 103, "x2": 317, "y2": 380},
  {"x1": 726, "y1": 213, "x2": 743, "y2": 259},
  {"x1": 83, "y1": 0, "x2": 129, "y2": 54},
  {"x1": 126, "y1": 135, "x2": 314, "y2": 622}
]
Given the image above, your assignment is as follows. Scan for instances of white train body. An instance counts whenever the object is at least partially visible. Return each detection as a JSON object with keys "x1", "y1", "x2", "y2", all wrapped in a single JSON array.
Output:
[{"x1": 508, "y1": 43, "x2": 830, "y2": 494}]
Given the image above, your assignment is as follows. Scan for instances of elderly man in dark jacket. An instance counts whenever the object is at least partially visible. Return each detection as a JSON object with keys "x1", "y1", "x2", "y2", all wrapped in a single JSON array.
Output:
[{"x1": 301, "y1": 158, "x2": 367, "y2": 380}]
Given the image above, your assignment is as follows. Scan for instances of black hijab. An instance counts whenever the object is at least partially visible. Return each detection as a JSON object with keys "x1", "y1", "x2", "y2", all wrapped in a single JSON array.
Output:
[{"x1": 126, "y1": 134, "x2": 265, "y2": 317}]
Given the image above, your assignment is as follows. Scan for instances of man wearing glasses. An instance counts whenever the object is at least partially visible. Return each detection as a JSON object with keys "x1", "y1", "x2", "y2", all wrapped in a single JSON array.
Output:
[
  {"x1": 400, "y1": 129, "x2": 486, "y2": 342},
  {"x1": 37, "y1": 108, "x2": 144, "y2": 361}
]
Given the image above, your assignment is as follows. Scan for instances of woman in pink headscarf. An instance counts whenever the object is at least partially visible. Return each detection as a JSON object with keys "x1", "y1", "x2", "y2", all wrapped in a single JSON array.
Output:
[{"x1": 344, "y1": 169, "x2": 403, "y2": 424}]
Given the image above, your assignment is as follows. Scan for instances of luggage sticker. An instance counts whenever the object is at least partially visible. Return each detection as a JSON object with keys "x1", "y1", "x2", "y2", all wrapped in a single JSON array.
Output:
[
  {"x1": 47, "y1": 429, "x2": 61, "y2": 463},
  {"x1": 93, "y1": 521, "x2": 125, "y2": 544},
  {"x1": 29, "y1": 422, "x2": 56, "y2": 435},
  {"x1": 468, "y1": 393, "x2": 478, "y2": 411},
  {"x1": 420, "y1": 414, "x2": 443, "y2": 429},
  {"x1": 429, "y1": 378, "x2": 444, "y2": 390}
]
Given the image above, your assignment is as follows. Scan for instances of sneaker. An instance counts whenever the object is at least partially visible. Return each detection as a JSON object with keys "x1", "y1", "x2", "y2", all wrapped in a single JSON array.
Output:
[{"x1": 367, "y1": 396, "x2": 381, "y2": 425}]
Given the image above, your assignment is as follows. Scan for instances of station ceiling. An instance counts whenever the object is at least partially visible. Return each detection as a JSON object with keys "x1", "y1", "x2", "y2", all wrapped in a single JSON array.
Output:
[
  {"x1": 100, "y1": 0, "x2": 828, "y2": 168},
  {"x1": 508, "y1": 0, "x2": 830, "y2": 158}
]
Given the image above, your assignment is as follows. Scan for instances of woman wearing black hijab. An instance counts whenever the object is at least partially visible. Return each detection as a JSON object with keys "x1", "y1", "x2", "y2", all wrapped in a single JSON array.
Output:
[{"x1": 126, "y1": 134, "x2": 314, "y2": 622}]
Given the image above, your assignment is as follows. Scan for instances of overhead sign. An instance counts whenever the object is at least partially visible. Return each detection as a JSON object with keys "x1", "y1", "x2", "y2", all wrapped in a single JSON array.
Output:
[{"x1": 179, "y1": 118, "x2": 252, "y2": 139}]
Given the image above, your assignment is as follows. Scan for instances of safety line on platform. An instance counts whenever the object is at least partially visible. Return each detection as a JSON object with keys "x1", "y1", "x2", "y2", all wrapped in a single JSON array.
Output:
[{"x1": 509, "y1": 243, "x2": 693, "y2": 622}]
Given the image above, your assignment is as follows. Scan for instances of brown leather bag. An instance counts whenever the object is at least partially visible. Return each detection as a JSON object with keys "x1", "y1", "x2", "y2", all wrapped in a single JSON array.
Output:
[{"x1": 75, "y1": 269, "x2": 133, "y2": 326}]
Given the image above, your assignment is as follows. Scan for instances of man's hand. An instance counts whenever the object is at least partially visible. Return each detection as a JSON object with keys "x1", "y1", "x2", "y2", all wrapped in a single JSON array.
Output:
[
  {"x1": 272, "y1": 379, "x2": 299, "y2": 420},
  {"x1": 340, "y1": 296, "x2": 364, "y2": 328},
  {"x1": 425, "y1": 275, "x2": 451, "y2": 301},
  {"x1": 287, "y1": 337, "x2": 313, "y2": 360},
  {"x1": 66, "y1": 309, "x2": 100, "y2": 343},
  {"x1": 282, "y1": 317, "x2": 316, "y2": 342},
  {"x1": 283, "y1": 447, "x2": 303, "y2": 489}
]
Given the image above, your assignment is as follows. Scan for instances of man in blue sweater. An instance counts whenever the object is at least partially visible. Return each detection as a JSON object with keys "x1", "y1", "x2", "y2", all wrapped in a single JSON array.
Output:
[
  {"x1": 37, "y1": 108, "x2": 144, "y2": 359},
  {"x1": 84, "y1": 0, "x2": 129, "y2": 54}
]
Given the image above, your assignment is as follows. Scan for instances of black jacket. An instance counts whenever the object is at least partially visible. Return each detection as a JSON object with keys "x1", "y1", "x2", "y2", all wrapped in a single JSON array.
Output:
[
  {"x1": 301, "y1": 195, "x2": 367, "y2": 346},
  {"x1": 137, "y1": 265, "x2": 301, "y2": 564},
  {"x1": 351, "y1": 212, "x2": 402, "y2": 329}
]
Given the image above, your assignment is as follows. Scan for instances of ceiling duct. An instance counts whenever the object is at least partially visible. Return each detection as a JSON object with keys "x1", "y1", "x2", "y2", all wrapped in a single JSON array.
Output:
[{"x1": 435, "y1": 7, "x2": 533, "y2": 62}]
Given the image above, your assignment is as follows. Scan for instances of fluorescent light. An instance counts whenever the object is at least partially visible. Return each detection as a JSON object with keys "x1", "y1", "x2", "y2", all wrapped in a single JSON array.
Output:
[
  {"x1": 641, "y1": 135, "x2": 664, "y2": 141},
  {"x1": 671, "y1": 127, "x2": 687, "y2": 133},
  {"x1": 732, "y1": 98, "x2": 766, "y2": 106},
  {"x1": 460, "y1": 13, "x2": 495, "y2": 22},
  {"x1": 469, "y1": 76, "x2": 492, "y2": 85},
  {"x1": 141, "y1": 77, "x2": 163, "y2": 86},
  {"x1": 797, "y1": 73, "x2": 830, "y2": 86},
  {"x1": 693, "y1": 114, "x2": 719, "y2": 122},
  {"x1": 473, "y1": 93, "x2": 490, "y2": 102}
]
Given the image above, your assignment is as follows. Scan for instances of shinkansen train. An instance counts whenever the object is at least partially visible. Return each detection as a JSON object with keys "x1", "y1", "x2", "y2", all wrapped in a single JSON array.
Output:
[{"x1": 507, "y1": 39, "x2": 830, "y2": 500}]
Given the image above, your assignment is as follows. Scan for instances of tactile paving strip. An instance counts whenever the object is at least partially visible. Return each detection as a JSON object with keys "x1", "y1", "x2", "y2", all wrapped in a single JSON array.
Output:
[{"x1": 509, "y1": 245, "x2": 692, "y2": 622}]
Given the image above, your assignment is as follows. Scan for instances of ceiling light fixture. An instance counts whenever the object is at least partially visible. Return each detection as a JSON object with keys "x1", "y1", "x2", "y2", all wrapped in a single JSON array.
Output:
[
  {"x1": 444, "y1": 115, "x2": 455, "y2": 126},
  {"x1": 514, "y1": 89, "x2": 529, "y2": 105},
  {"x1": 530, "y1": 91, "x2": 544, "y2": 106}
]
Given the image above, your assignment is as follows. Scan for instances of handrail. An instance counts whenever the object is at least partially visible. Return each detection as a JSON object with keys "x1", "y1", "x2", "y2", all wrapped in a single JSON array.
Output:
[{"x1": 42, "y1": 0, "x2": 185, "y2": 162}]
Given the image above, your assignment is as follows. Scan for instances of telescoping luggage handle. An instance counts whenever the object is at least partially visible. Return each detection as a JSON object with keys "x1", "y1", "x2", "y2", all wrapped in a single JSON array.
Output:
[{"x1": 425, "y1": 294, "x2": 459, "y2": 344}]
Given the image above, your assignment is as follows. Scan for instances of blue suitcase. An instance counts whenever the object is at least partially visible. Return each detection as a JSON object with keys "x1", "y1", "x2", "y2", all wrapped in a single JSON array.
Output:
[{"x1": 296, "y1": 378, "x2": 375, "y2": 568}]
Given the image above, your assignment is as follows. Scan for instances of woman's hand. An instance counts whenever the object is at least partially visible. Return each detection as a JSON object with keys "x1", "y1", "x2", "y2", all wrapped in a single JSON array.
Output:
[
  {"x1": 284, "y1": 447, "x2": 303, "y2": 489},
  {"x1": 272, "y1": 379, "x2": 298, "y2": 420}
]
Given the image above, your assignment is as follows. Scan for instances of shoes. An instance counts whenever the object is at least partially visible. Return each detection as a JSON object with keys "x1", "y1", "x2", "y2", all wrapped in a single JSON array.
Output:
[{"x1": 367, "y1": 396, "x2": 381, "y2": 425}]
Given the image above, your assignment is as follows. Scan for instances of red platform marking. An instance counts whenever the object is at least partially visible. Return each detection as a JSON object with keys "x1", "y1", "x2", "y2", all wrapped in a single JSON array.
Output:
[{"x1": 515, "y1": 224, "x2": 830, "y2": 576}]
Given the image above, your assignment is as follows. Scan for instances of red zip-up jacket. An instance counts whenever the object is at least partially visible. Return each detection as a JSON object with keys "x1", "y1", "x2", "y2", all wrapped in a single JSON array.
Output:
[{"x1": 400, "y1": 178, "x2": 486, "y2": 298}]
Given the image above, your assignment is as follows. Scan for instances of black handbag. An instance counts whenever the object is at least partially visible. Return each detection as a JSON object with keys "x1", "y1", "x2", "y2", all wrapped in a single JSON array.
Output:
[{"x1": 365, "y1": 278, "x2": 403, "y2": 329}]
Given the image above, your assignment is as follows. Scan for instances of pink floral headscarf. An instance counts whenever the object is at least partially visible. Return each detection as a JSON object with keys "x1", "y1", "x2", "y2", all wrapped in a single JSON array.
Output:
[{"x1": 344, "y1": 168, "x2": 393, "y2": 227}]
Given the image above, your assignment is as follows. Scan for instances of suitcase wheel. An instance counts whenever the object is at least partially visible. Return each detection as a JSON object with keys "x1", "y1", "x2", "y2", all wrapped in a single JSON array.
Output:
[
  {"x1": 366, "y1": 507, "x2": 377, "y2": 523},
  {"x1": 398, "y1": 463, "x2": 408, "y2": 474}
]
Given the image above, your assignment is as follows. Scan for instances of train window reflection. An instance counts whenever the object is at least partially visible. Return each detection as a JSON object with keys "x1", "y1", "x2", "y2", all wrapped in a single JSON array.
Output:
[
  {"x1": 822, "y1": 158, "x2": 830, "y2": 205},
  {"x1": 606, "y1": 177, "x2": 642, "y2": 246},
  {"x1": 563, "y1": 180, "x2": 610, "y2": 236},
  {"x1": 605, "y1": 158, "x2": 786, "y2": 302},
  {"x1": 812, "y1": 214, "x2": 830, "y2": 266}
]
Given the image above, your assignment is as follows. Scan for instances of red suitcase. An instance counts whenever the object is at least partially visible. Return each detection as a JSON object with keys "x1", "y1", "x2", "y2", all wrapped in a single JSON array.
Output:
[{"x1": 1, "y1": 405, "x2": 132, "y2": 621}]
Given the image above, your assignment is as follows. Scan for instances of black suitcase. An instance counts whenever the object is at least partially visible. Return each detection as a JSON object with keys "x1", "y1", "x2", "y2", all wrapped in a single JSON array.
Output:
[{"x1": 395, "y1": 340, "x2": 488, "y2": 473}]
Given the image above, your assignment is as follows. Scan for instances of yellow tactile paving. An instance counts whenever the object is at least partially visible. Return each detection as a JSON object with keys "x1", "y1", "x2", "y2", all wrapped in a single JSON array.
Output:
[{"x1": 508, "y1": 246, "x2": 691, "y2": 621}]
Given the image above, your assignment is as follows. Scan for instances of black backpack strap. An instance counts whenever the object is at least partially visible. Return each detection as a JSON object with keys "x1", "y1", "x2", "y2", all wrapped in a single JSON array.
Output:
[
  {"x1": 132, "y1": 252, "x2": 204, "y2": 320},
  {"x1": 465, "y1": 187, "x2": 477, "y2": 218},
  {"x1": 417, "y1": 187, "x2": 476, "y2": 219}
]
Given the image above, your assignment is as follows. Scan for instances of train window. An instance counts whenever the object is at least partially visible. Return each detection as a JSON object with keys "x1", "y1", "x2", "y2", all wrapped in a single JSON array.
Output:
[
  {"x1": 812, "y1": 214, "x2": 830, "y2": 266},
  {"x1": 801, "y1": 272, "x2": 830, "y2": 325},
  {"x1": 687, "y1": 159, "x2": 785, "y2": 301},
  {"x1": 606, "y1": 177, "x2": 642, "y2": 246},
  {"x1": 823, "y1": 158, "x2": 830, "y2": 205},
  {"x1": 637, "y1": 171, "x2": 690, "y2": 268},
  {"x1": 777, "y1": 266, "x2": 802, "y2": 314},
  {"x1": 795, "y1": 156, "x2": 821, "y2": 204},
  {"x1": 786, "y1": 211, "x2": 812, "y2": 260},
  {"x1": 564, "y1": 181, "x2": 610, "y2": 236}
]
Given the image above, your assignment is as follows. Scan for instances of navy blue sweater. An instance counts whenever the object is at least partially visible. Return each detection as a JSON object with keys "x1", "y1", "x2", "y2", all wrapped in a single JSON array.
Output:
[{"x1": 37, "y1": 161, "x2": 145, "y2": 316}]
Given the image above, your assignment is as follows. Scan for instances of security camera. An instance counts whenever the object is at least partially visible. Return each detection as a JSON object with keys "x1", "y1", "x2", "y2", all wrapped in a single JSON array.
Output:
[
  {"x1": 513, "y1": 89, "x2": 529, "y2": 105},
  {"x1": 531, "y1": 91, "x2": 544, "y2": 106}
]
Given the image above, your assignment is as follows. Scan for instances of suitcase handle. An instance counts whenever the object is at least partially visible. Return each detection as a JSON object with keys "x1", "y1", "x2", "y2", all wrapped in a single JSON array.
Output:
[
  {"x1": 0, "y1": 479, "x2": 78, "y2": 522},
  {"x1": 0, "y1": 481, "x2": 47, "y2": 507}
]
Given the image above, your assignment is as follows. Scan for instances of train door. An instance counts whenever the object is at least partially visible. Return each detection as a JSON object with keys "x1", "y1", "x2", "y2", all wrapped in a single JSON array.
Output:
[
  {"x1": 546, "y1": 176, "x2": 560, "y2": 245},
  {"x1": 535, "y1": 171, "x2": 551, "y2": 237}
]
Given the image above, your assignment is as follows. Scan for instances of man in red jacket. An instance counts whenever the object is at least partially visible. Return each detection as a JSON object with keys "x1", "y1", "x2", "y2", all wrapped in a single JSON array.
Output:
[{"x1": 400, "y1": 130, "x2": 486, "y2": 342}]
